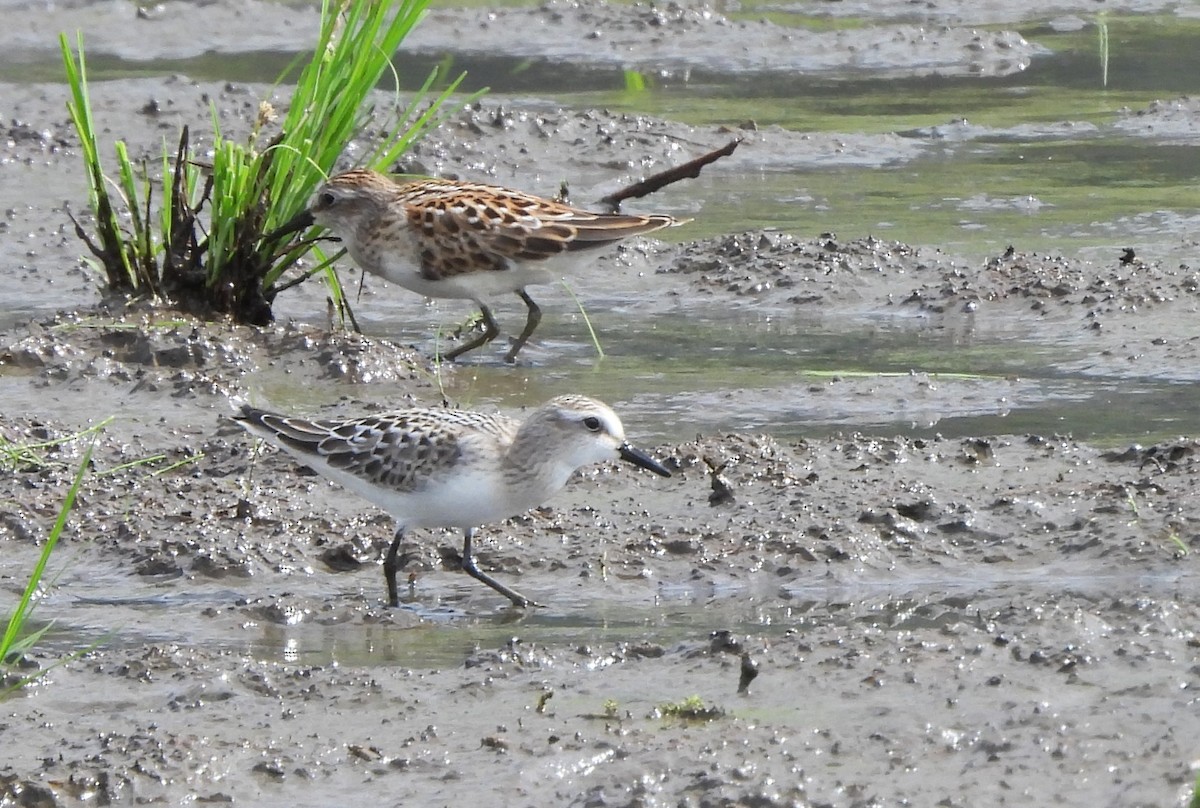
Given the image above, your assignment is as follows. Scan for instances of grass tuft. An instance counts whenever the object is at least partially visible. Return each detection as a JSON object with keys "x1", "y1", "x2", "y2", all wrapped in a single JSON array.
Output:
[
  {"x1": 656, "y1": 694, "x2": 726, "y2": 722},
  {"x1": 60, "y1": 0, "x2": 476, "y2": 326}
]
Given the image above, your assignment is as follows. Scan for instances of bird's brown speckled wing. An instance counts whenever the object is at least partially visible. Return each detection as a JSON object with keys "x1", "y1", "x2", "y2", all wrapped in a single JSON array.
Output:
[
  {"x1": 237, "y1": 407, "x2": 474, "y2": 492},
  {"x1": 397, "y1": 180, "x2": 676, "y2": 281}
]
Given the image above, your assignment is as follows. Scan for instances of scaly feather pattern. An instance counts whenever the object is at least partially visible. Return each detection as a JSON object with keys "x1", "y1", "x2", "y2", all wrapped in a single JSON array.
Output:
[
  {"x1": 232, "y1": 395, "x2": 671, "y2": 608},
  {"x1": 276, "y1": 168, "x2": 685, "y2": 362}
]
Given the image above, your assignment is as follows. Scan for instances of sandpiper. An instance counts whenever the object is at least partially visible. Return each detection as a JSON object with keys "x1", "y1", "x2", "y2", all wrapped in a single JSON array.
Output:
[
  {"x1": 271, "y1": 169, "x2": 683, "y2": 362},
  {"x1": 232, "y1": 395, "x2": 671, "y2": 607}
]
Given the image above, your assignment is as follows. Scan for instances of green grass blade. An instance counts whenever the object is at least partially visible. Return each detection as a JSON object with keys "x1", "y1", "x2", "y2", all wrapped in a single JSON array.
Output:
[
  {"x1": 560, "y1": 280, "x2": 605, "y2": 360},
  {"x1": 60, "y1": 32, "x2": 138, "y2": 290},
  {"x1": 0, "y1": 438, "x2": 94, "y2": 667},
  {"x1": 0, "y1": 418, "x2": 112, "y2": 472}
]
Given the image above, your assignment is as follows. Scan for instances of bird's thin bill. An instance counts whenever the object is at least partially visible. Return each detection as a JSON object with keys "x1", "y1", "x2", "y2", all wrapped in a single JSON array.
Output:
[
  {"x1": 263, "y1": 209, "x2": 316, "y2": 243},
  {"x1": 618, "y1": 443, "x2": 672, "y2": 477}
]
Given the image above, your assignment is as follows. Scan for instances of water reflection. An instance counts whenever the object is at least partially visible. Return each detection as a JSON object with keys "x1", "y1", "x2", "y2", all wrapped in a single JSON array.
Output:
[{"x1": 31, "y1": 559, "x2": 1197, "y2": 668}]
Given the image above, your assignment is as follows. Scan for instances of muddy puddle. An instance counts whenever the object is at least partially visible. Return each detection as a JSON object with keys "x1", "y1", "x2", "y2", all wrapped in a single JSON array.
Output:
[{"x1": 3, "y1": 0, "x2": 1200, "y2": 806}]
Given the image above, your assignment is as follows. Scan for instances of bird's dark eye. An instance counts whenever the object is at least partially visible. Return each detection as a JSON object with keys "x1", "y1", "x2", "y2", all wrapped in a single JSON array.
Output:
[
  {"x1": 317, "y1": 192, "x2": 336, "y2": 208},
  {"x1": 582, "y1": 416, "x2": 602, "y2": 432}
]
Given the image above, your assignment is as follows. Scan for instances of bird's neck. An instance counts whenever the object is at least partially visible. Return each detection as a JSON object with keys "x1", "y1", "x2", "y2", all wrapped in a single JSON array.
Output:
[{"x1": 502, "y1": 439, "x2": 576, "y2": 505}]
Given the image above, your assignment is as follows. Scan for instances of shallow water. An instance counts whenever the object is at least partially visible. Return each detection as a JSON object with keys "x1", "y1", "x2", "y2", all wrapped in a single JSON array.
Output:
[
  {"x1": 250, "y1": 294, "x2": 1198, "y2": 445},
  {"x1": 34, "y1": 547, "x2": 1200, "y2": 671},
  {"x1": 6, "y1": 14, "x2": 1198, "y2": 258},
  {"x1": 7, "y1": 12, "x2": 1200, "y2": 447}
]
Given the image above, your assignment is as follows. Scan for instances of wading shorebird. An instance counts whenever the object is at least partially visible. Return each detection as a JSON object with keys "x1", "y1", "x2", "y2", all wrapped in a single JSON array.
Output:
[
  {"x1": 271, "y1": 169, "x2": 683, "y2": 363},
  {"x1": 233, "y1": 395, "x2": 671, "y2": 607}
]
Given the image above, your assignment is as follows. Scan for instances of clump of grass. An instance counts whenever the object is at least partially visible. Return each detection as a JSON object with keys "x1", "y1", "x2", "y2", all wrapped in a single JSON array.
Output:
[
  {"x1": 655, "y1": 694, "x2": 725, "y2": 722},
  {"x1": 1, "y1": 439, "x2": 94, "y2": 696},
  {"x1": 61, "y1": 0, "x2": 471, "y2": 325}
]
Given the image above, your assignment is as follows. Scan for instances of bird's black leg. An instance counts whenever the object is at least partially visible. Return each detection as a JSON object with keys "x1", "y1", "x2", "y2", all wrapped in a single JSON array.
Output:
[
  {"x1": 384, "y1": 527, "x2": 405, "y2": 607},
  {"x1": 505, "y1": 289, "x2": 542, "y2": 364},
  {"x1": 444, "y1": 302, "x2": 501, "y2": 361},
  {"x1": 458, "y1": 528, "x2": 541, "y2": 607}
]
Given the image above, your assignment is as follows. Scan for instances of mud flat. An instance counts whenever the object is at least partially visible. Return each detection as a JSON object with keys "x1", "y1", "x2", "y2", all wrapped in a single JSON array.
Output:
[{"x1": 2, "y1": 1, "x2": 1200, "y2": 806}]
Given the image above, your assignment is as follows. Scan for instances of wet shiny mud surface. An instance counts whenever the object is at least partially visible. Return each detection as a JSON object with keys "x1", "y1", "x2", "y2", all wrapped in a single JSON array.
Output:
[{"x1": 2, "y1": 1, "x2": 1200, "y2": 806}]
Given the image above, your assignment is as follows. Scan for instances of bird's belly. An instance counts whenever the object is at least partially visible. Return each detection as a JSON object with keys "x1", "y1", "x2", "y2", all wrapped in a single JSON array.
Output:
[
  {"x1": 369, "y1": 468, "x2": 546, "y2": 530},
  {"x1": 380, "y1": 262, "x2": 557, "y2": 302}
]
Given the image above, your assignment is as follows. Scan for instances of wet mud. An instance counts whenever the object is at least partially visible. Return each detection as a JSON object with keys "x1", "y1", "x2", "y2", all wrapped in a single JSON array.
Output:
[{"x1": 2, "y1": 1, "x2": 1200, "y2": 807}]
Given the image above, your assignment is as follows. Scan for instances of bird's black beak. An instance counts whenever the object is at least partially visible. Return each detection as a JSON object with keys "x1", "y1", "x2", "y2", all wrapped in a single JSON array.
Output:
[
  {"x1": 619, "y1": 443, "x2": 671, "y2": 477},
  {"x1": 264, "y1": 208, "x2": 315, "y2": 244}
]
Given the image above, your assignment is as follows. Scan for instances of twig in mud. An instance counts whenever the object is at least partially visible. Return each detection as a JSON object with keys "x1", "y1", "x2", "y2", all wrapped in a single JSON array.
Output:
[
  {"x1": 704, "y1": 456, "x2": 735, "y2": 507},
  {"x1": 599, "y1": 138, "x2": 741, "y2": 211}
]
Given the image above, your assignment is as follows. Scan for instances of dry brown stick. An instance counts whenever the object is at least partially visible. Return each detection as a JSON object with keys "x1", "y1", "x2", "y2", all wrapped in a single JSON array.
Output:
[{"x1": 599, "y1": 138, "x2": 741, "y2": 210}]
